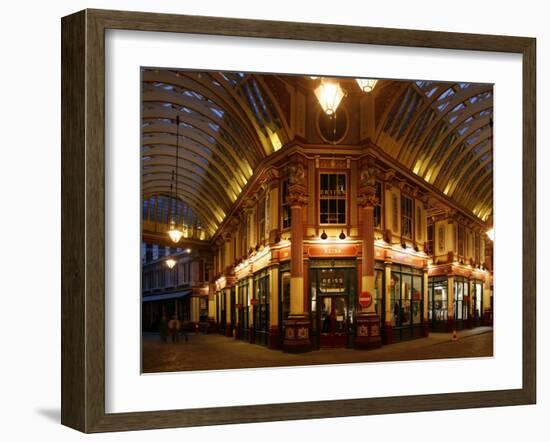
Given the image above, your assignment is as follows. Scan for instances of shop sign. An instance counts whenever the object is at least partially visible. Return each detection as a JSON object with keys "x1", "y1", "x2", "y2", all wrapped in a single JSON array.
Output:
[
  {"x1": 308, "y1": 244, "x2": 358, "y2": 257},
  {"x1": 359, "y1": 291, "x2": 373, "y2": 308}
]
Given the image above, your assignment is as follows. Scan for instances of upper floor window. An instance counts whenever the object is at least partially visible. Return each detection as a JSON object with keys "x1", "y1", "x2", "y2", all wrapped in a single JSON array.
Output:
[
  {"x1": 258, "y1": 196, "x2": 266, "y2": 243},
  {"x1": 427, "y1": 224, "x2": 434, "y2": 255},
  {"x1": 401, "y1": 195, "x2": 413, "y2": 239},
  {"x1": 474, "y1": 232, "x2": 481, "y2": 263},
  {"x1": 281, "y1": 179, "x2": 291, "y2": 229},
  {"x1": 416, "y1": 205, "x2": 422, "y2": 240},
  {"x1": 319, "y1": 173, "x2": 346, "y2": 225},
  {"x1": 458, "y1": 224, "x2": 465, "y2": 257}
]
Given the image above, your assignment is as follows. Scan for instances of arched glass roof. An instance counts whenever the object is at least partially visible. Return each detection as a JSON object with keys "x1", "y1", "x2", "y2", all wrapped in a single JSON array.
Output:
[
  {"x1": 141, "y1": 71, "x2": 493, "y2": 235},
  {"x1": 374, "y1": 80, "x2": 493, "y2": 221},
  {"x1": 141, "y1": 69, "x2": 290, "y2": 235}
]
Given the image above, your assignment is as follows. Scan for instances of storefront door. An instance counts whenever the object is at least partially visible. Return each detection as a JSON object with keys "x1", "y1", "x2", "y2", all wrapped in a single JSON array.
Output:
[
  {"x1": 309, "y1": 259, "x2": 357, "y2": 349},
  {"x1": 319, "y1": 295, "x2": 348, "y2": 347}
]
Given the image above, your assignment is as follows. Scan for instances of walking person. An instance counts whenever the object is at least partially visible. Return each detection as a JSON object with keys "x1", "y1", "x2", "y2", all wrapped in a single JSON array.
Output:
[
  {"x1": 168, "y1": 314, "x2": 180, "y2": 343},
  {"x1": 159, "y1": 315, "x2": 168, "y2": 343}
]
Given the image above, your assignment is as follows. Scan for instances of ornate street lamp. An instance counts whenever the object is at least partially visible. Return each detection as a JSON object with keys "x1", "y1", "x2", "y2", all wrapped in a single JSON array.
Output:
[
  {"x1": 314, "y1": 79, "x2": 345, "y2": 115},
  {"x1": 165, "y1": 258, "x2": 177, "y2": 269},
  {"x1": 356, "y1": 78, "x2": 378, "y2": 93}
]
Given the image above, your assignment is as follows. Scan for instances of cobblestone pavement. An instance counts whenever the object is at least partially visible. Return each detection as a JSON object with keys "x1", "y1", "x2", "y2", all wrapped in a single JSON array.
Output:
[{"x1": 142, "y1": 327, "x2": 493, "y2": 373}]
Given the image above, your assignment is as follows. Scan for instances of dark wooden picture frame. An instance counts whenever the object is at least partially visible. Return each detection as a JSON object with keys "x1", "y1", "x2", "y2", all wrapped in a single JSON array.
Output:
[{"x1": 61, "y1": 8, "x2": 536, "y2": 433}]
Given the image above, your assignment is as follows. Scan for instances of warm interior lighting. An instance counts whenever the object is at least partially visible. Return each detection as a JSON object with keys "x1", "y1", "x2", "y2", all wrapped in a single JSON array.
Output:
[
  {"x1": 314, "y1": 79, "x2": 345, "y2": 115},
  {"x1": 356, "y1": 78, "x2": 378, "y2": 93},
  {"x1": 165, "y1": 258, "x2": 177, "y2": 269},
  {"x1": 486, "y1": 227, "x2": 494, "y2": 241},
  {"x1": 186, "y1": 248, "x2": 192, "y2": 253},
  {"x1": 267, "y1": 127, "x2": 282, "y2": 151},
  {"x1": 168, "y1": 223, "x2": 184, "y2": 243}
]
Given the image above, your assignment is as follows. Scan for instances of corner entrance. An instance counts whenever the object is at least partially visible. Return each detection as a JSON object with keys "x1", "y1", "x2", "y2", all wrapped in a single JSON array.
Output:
[{"x1": 309, "y1": 259, "x2": 357, "y2": 349}]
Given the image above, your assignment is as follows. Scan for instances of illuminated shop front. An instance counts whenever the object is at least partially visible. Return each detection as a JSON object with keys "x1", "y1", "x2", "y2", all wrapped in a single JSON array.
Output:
[
  {"x1": 388, "y1": 264, "x2": 425, "y2": 341},
  {"x1": 141, "y1": 70, "x2": 494, "y2": 353}
]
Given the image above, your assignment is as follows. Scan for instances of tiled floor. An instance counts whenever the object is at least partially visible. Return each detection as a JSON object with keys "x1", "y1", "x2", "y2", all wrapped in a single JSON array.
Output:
[{"x1": 142, "y1": 327, "x2": 493, "y2": 373}]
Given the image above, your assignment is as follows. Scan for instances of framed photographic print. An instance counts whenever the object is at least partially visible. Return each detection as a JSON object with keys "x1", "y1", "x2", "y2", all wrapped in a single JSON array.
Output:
[{"x1": 61, "y1": 9, "x2": 536, "y2": 433}]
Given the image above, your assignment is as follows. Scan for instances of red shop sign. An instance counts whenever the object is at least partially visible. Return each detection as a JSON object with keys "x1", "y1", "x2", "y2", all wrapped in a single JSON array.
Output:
[{"x1": 359, "y1": 291, "x2": 373, "y2": 308}]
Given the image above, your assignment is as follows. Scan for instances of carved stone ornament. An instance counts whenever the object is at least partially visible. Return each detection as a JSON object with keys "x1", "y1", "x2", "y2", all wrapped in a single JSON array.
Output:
[
  {"x1": 287, "y1": 186, "x2": 309, "y2": 207},
  {"x1": 358, "y1": 191, "x2": 379, "y2": 208},
  {"x1": 360, "y1": 163, "x2": 377, "y2": 188},
  {"x1": 288, "y1": 162, "x2": 305, "y2": 186}
]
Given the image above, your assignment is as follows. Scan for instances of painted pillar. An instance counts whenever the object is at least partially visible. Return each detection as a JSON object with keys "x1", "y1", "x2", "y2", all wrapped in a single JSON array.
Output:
[
  {"x1": 191, "y1": 296, "x2": 200, "y2": 332},
  {"x1": 467, "y1": 279, "x2": 475, "y2": 328},
  {"x1": 268, "y1": 265, "x2": 280, "y2": 349},
  {"x1": 447, "y1": 276, "x2": 455, "y2": 333},
  {"x1": 248, "y1": 273, "x2": 255, "y2": 343},
  {"x1": 483, "y1": 273, "x2": 493, "y2": 326},
  {"x1": 355, "y1": 156, "x2": 382, "y2": 349},
  {"x1": 207, "y1": 293, "x2": 216, "y2": 333},
  {"x1": 282, "y1": 159, "x2": 311, "y2": 353},
  {"x1": 422, "y1": 269, "x2": 429, "y2": 336},
  {"x1": 383, "y1": 262, "x2": 393, "y2": 344},
  {"x1": 225, "y1": 287, "x2": 232, "y2": 337}
]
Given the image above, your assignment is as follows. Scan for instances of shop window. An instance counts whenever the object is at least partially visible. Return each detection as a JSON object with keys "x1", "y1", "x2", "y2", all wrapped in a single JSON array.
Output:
[
  {"x1": 473, "y1": 280, "x2": 483, "y2": 320},
  {"x1": 390, "y1": 265, "x2": 424, "y2": 328},
  {"x1": 454, "y1": 277, "x2": 469, "y2": 321},
  {"x1": 199, "y1": 297, "x2": 208, "y2": 322},
  {"x1": 238, "y1": 279, "x2": 249, "y2": 338},
  {"x1": 374, "y1": 270, "x2": 384, "y2": 318},
  {"x1": 401, "y1": 196, "x2": 413, "y2": 239},
  {"x1": 374, "y1": 181, "x2": 383, "y2": 228},
  {"x1": 253, "y1": 270, "x2": 270, "y2": 345},
  {"x1": 412, "y1": 275, "x2": 422, "y2": 324},
  {"x1": 429, "y1": 277, "x2": 448, "y2": 322},
  {"x1": 281, "y1": 179, "x2": 291, "y2": 229},
  {"x1": 319, "y1": 173, "x2": 346, "y2": 225},
  {"x1": 281, "y1": 272, "x2": 291, "y2": 323}
]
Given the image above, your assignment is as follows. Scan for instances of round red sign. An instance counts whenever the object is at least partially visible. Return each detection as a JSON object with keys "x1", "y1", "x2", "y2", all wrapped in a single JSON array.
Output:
[{"x1": 359, "y1": 291, "x2": 373, "y2": 308}]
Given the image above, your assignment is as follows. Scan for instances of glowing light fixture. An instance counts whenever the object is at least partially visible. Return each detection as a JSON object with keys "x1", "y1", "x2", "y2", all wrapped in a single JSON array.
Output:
[
  {"x1": 167, "y1": 115, "x2": 184, "y2": 243},
  {"x1": 167, "y1": 225, "x2": 184, "y2": 243},
  {"x1": 356, "y1": 78, "x2": 378, "y2": 93},
  {"x1": 186, "y1": 248, "x2": 192, "y2": 253},
  {"x1": 486, "y1": 227, "x2": 494, "y2": 241},
  {"x1": 314, "y1": 79, "x2": 345, "y2": 115},
  {"x1": 165, "y1": 258, "x2": 177, "y2": 269}
]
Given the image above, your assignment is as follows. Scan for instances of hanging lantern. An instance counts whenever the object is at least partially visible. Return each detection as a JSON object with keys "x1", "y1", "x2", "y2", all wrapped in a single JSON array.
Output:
[
  {"x1": 165, "y1": 258, "x2": 177, "y2": 269},
  {"x1": 356, "y1": 78, "x2": 378, "y2": 93},
  {"x1": 314, "y1": 79, "x2": 345, "y2": 115},
  {"x1": 167, "y1": 115, "x2": 184, "y2": 243},
  {"x1": 167, "y1": 221, "x2": 184, "y2": 243}
]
